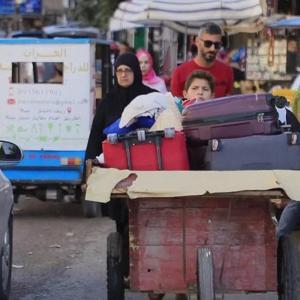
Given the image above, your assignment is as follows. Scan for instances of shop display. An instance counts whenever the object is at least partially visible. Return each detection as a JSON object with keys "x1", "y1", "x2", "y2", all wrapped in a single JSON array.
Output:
[{"x1": 246, "y1": 37, "x2": 292, "y2": 81}]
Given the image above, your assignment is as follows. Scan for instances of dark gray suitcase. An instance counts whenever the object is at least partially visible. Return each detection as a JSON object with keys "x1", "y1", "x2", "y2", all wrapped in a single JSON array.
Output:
[{"x1": 200, "y1": 133, "x2": 300, "y2": 170}]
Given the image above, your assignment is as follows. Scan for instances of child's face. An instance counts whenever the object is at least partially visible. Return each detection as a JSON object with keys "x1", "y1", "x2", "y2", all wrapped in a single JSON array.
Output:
[{"x1": 183, "y1": 78, "x2": 213, "y2": 101}]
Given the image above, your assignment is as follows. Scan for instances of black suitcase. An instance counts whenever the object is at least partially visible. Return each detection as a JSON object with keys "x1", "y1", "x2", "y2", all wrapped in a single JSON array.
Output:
[{"x1": 200, "y1": 133, "x2": 300, "y2": 170}]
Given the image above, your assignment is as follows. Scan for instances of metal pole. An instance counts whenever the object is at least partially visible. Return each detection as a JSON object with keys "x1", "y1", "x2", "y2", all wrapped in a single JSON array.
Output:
[{"x1": 183, "y1": 22, "x2": 187, "y2": 61}]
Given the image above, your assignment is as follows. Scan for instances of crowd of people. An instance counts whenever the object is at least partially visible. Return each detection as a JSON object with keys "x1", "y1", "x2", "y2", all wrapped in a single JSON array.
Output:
[
  {"x1": 85, "y1": 22, "x2": 300, "y2": 300},
  {"x1": 86, "y1": 22, "x2": 230, "y2": 164}
]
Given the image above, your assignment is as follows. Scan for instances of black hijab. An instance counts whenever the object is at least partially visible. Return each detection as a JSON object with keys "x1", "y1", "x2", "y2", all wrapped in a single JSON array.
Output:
[
  {"x1": 113, "y1": 52, "x2": 155, "y2": 110},
  {"x1": 85, "y1": 52, "x2": 157, "y2": 160}
]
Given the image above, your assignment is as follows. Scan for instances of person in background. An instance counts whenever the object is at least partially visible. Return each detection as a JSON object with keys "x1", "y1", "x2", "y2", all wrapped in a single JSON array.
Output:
[
  {"x1": 47, "y1": 62, "x2": 63, "y2": 84},
  {"x1": 85, "y1": 52, "x2": 156, "y2": 161},
  {"x1": 187, "y1": 41, "x2": 198, "y2": 60},
  {"x1": 85, "y1": 52, "x2": 157, "y2": 289},
  {"x1": 182, "y1": 70, "x2": 215, "y2": 107},
  {"x1": 136, "y1": 49, "x2": 167, "y2": 93},
  {"x1": 117, "y1": 40, "x2": 130, "y2": 55},
  {"x1": 286, "y1": 37, "x2": 300, "y2": 74},
  {"x1": 230, "y1": 47, "x2": 246, "y2": 82},
  {"x1": 117, "y1": 40, "x2": 136, "y2": 55},
  {"x1": 170, "y1": 22, "x2": 233, "y2": 98},
  {"x1": 291, "y1": 74, "x2": 300, "y2": 90}
]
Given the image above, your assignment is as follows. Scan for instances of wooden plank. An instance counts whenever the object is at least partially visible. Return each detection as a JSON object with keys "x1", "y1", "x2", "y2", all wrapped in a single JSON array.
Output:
[
  {"x1": 130, "y1": 245, "x2": 186, "y2": 291},
  {"x1": 128, "y1": 197, "x2": 277, "y2": 293}
]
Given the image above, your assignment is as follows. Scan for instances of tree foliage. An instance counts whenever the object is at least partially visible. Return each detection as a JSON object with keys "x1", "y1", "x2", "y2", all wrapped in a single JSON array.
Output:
[{"x1": 71, "y1": 0, "x2": 122, "y2": 30}]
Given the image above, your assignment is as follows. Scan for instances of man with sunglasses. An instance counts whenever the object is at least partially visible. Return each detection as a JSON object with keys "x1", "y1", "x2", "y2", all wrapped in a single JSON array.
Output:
[{"x1": 171, "y1": 22, "x2": 233, "y2": 99}]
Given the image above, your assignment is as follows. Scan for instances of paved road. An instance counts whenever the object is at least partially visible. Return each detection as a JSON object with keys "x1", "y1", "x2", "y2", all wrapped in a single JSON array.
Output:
[
  {"x1": 10, "y1": 196, "x2": 277, "y2": 300},
  {"x1": 10, "y1": 196, "x2": 148, "y2": 300}
]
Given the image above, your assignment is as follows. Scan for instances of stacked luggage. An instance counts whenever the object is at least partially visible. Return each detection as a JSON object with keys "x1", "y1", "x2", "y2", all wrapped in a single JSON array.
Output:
[
  {"x1": 102, "y1": 92, "x2": 300, "y2": 171},
  {"x1": 182, "y1": 93, "x2": 300, "y2": 170},
  {"x1": 102, "y1": 92, "x2": 190, "y2": 171}
]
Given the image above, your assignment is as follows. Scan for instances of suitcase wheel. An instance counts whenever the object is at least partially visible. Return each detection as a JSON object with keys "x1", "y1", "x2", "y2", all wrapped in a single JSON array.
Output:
[
  {"x1": 164, "y1": 127, "x2": 175, "y2": 139},
  {"x1": 211, "y1": 139, "x2": 220, "y2": 151},
  {"x1": 136, "y1": 129, "x2": 146, "y2": 142},
  {"x1": 107, "y1": 133, "x2": 118, "y2": 144}
]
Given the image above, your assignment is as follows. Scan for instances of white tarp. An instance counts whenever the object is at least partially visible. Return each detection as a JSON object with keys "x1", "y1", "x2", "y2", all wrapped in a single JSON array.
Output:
[
  {"x1": 86, "y1": 168, "x2": 300, "y2": 203},
  {"x1": 109, "y1": 0, "x2": 267, "y2": 34}
]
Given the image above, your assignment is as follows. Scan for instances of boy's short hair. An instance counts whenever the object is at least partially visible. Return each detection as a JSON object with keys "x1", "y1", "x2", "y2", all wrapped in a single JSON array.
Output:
[
  {"x1": 184, "y1": 70, "x2": 215, "y2": 92},
  {"x1": 198, "y1": 22, "x2": 223, "y2": 37}
]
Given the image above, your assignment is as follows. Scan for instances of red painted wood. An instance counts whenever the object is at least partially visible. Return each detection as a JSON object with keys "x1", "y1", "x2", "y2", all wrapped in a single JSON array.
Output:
[{"x1": 128, "y1": 197, "x2": 277, "y2": 293}]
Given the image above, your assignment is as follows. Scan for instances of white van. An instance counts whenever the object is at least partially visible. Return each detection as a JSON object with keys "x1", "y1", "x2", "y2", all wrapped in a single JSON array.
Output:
[{"x1": 0, "y1": 37, "x2": 113, "y2": 217}]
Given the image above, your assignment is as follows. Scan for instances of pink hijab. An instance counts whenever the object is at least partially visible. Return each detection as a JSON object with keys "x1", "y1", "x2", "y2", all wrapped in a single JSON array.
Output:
[{"x1": 136, "y1": 49, "x2": 161, "y2": 85}]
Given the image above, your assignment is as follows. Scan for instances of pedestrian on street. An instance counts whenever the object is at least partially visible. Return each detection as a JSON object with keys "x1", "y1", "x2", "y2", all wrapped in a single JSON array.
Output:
[
  {"x1": 170, "y1": 22, "x2": 233, "y2": 99},
  {"x1": 136, "y1": 48, "x2": 167, "y2": 93},
  {"x1": 85, "y1": 53, "x2": 157, "y2": 283},
  {"x1": 85, "y1": 52, "x2": 156, "y2": 161}
]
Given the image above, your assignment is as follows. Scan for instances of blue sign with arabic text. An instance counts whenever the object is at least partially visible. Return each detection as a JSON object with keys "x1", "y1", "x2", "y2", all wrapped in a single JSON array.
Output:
[{"x1": 0, "y1": 0, "x2": 41, "y2": 15}]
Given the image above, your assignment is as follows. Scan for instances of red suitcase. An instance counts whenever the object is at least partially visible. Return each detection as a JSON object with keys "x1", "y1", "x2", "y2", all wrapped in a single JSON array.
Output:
[
  {"x1": 182, "y1": 93, "x2": 281, "y2": 142},
  {"x1": 102, "y1": 129, "x2": 190, "y2": 171}
]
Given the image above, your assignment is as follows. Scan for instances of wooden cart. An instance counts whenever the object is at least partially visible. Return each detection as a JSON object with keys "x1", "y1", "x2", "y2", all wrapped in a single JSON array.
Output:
[{"x1": 105, "y1": 177, "x2": 285, "y2": 300}]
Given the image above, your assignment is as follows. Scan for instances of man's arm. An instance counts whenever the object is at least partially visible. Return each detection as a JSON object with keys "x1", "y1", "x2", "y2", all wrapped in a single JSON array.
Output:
[
  {"x1": 226, "y1": 65, "x2": 234, "y2": 96},
  {"x1": 170, "y1": 67, "x2": 183, "y2": 97}
]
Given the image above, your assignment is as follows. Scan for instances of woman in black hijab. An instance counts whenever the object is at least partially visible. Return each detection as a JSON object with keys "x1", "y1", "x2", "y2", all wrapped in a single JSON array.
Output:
[
  {"x1": 84, "y1": 53, "x2": 157, "y2": 287},
  {"x1": 85, "y1": 52, "x2": 157, "y2": 160}
]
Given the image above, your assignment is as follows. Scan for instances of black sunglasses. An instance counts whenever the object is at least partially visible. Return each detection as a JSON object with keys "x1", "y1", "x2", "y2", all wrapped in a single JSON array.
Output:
[{"x1": 200, "y1": 39, "x2": 222, "y2": 50}]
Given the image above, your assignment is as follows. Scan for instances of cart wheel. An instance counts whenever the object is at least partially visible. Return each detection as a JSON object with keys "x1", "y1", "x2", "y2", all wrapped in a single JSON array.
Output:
[
  {"x1": 107, "y1": 133, "x2": 118, "y2": 144},
  {"x1": 107, "y1": 232, "x2": 124, "y2": 300},
  {"x1": 279, "y1": 231, "x2": 300, "y2": 300},
  {"x1": 164, "y1": 127, "x2": 175, "y2": 138},
  {"x1": 137, "y1": 129, "x2": 146, "y2": 142},
  {"x1": 197, "y1": 247, "x2": 214, "y2": 300},
  {"x1": 78, "y1": 185, "x2": 102, "y2": 218},
  {"x1": 82, "y1": 194, "x2": 101, "y2": 218}
]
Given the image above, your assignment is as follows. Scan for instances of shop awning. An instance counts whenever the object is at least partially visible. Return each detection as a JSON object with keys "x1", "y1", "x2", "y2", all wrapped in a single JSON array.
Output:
[
  {"x1": 268, "y1": 16, "x2": 300, "y2": 29},
  {"x1": 109, "y1": 0, "x2": 267, "y2": 34}
]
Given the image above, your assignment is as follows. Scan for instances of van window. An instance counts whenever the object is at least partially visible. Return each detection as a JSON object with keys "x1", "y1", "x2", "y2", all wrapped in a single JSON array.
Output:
[{"x1": 12, "y1": 62, "x2": 63, "y2": 84}]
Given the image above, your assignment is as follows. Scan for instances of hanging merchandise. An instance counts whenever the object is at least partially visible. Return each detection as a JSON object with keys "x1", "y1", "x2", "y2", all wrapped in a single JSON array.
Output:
[{"x1": 246, "y1": 29, "x2": 291, "y2": 81}]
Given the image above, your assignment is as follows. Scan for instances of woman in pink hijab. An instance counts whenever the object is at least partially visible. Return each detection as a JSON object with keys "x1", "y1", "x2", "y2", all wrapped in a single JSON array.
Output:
[{"x1": 136, "y1": 49, "x2": 167, "y2": 93}]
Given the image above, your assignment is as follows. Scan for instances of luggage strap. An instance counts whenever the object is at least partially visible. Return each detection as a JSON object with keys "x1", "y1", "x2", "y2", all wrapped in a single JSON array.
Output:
[{"x1": 118, "y1": 130, "x2": 166, "y2": 170}]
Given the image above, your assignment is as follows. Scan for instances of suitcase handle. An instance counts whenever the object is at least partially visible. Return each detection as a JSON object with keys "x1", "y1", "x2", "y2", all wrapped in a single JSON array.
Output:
[
  {"x1": 288, "y1": 132, "x2": 300, "y2": 145},
  {"x1": 107, "y1": 128, "x2": 176, "y2": 170},
  {"x1": 122, "y1": 133, "x2": 163, "y2": 170}
]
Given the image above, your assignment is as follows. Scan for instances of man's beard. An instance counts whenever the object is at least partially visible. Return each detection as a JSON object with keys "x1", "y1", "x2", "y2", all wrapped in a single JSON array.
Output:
[{"x1": 203, "y1": 51, "x2": 217, "y2": 63}]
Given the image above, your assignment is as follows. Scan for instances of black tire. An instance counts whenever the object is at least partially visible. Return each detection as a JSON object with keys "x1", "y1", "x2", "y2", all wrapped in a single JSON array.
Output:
[
  {"x1": 0, "y1": 214, "x2": 13, "y2": 300},
  {"x1": 82, "y1": 201, "x2": 101, "y2": 218},
  {"x1": 78, "y1": 188, "x2": 101, "y2": 218},
  {"x1": 107, "y1": 232, "x2": 124, "y2": 300},
  {"x1": 279, "y1": 231, "x2": 300, "y2": 300}
]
